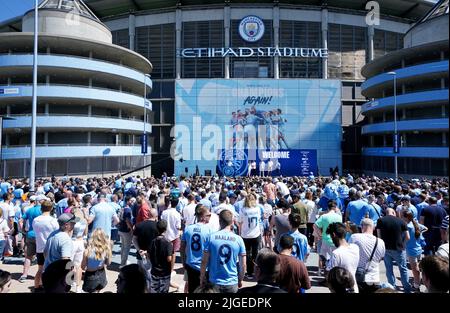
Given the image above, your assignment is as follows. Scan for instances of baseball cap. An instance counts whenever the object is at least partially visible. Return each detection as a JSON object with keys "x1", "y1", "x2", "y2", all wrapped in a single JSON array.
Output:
[
  {"x1": 57, "y1": 213, "x2": 80, "y2": 225},
  {"x1": 29, "y1": 195, "x2": 37, "y2": 202}
]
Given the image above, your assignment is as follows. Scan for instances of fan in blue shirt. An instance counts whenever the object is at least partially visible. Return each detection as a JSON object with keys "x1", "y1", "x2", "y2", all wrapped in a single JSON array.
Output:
[
  {"x1": 200, "y1": 210, "x2": 246, "y2": 290},
  {"x1": 345, "y1": 192, "x2": 371, "y2": 227},
  {"x1": 277, "y1": 213, "x2": 310, "y2": 262},
  {"x1": 181, "y1": 212, "x2": 213, "y2": 271},
  {"x1": 181, "y1": 206, "x2": 214, "y2": 293}
]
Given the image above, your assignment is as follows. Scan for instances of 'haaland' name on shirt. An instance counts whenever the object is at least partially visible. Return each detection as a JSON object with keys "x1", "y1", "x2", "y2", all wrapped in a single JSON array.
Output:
[{"x1": 214, "y1": 234, "x2": 237, "y2": 242}]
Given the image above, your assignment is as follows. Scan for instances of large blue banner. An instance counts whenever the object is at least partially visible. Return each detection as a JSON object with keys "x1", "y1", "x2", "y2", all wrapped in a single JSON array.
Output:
[
  {"x1": 174, "y1": 79, "x2": 341, "y2": 176},
  {"x1": 216, "y1": 149, "x2": 317, "y2": 177}
]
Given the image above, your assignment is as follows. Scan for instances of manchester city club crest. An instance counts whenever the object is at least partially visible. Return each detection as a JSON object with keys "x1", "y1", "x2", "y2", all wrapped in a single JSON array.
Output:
[
  {"x1": 217, "y1": 149, "x2": 249, "y2": 177},
  {"x1": 238, "y1": 15, "x2": 265, "y2": 42}
]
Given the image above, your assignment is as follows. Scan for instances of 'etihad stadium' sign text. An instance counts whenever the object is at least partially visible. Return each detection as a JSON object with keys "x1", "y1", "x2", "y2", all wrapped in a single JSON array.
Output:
[{"x1": 180, "y1": 47, "x2": 328, "y2": 58}]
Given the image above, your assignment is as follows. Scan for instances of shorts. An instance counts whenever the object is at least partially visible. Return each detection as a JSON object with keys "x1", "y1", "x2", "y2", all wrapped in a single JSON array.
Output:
[
  {"x1": 171, "y1": 237, "x2": 181, "y2": 253},
  {"x1": 12, "y1": 222, "x2": 19, "y2": 236},
  {"x1": 319, "y1": 241, "x2": 335, "y2": 260},
  {"x1": 25, "y1": 236, "x2": 37, "y2": 258},
  {"x1": 71, "y1": 240, "x2": 85, "y2": 266},
  {"x1": 263, "y1": 219, "x2": 271, "y2": 235},
  {"x1": 408, "y1": 255, "x2": 422, "y2": 265},
  {"x1": 37, "y1": 253, "x2": 45, "y2": 266},
  {"x1": 150, "y1": 274, "x2": 171, "y2": 293},
  {"x1": 83, "y1": 268, "x2": 107, "y2": 293}
]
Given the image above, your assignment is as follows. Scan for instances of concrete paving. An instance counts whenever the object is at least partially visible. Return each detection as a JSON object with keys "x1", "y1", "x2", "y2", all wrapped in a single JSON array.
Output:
[{"x1": 0, "y1": 242, "x2": 422, "y2": 293}]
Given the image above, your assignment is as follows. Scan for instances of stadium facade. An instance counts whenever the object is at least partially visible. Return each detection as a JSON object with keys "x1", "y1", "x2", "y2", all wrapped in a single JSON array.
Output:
[
  {"x1": 0, "y1": 0, "x2": 153, "y2": 178},
  {"x1": 0, "y1": 0, "x2": 443, "y2": 177},
  {"x1": 361, "y1": 0, "x2": 449, "y2": 178}
]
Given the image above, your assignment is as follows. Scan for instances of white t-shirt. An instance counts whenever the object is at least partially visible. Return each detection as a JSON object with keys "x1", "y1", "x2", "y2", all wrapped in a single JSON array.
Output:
[
  {"x1": 161, "y1": 208, "x2": 182, "y2": 242},
  {"x1": 182, "y1": 203, "x2": 197, "y2": 226},
  {"x1": 0, "y1": 218, "x2": 10, "y2": 241},
  {"x1": 0, "y1": 202, "x2": 15, "y2": 220},
  {"x1": 208, "y1": 212, "x2": 221, "y2": 233},
  {"x1": 327, "y1": 243, "x2": 360, "y2": 293},
  {"x1": 267, "y1": 160, "x2": 274, "y2": 171},
  {"x1": 259, "y1": 162, "x2": 265, "y2": 171},
  {"x1": 239, "y1": 206, "x2": 262, "y2": 239},
  {"x1": 276, "y1": 182, "x2": 290, "y2": 197},
  {"x1": 304, "y1": 199, "x2": 318, "y2": 223},
  {"x1": 33, "y1": 215, "x2": 59, "y2": 253}
]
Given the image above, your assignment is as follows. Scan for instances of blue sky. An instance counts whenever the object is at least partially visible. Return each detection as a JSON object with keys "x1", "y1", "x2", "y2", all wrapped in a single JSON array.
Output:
[
  {"x1": 0, "y1": 0, "x2": 439, "y2": 24},
  {"x1": 0, "y1": 0, "x2": 42, "y2": 23}
]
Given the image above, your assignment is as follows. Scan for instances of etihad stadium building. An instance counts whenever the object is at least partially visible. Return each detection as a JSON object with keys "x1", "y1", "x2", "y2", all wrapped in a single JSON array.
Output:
[{"x1": 0, "y1": 0, "x2": 440, "y2": 177}]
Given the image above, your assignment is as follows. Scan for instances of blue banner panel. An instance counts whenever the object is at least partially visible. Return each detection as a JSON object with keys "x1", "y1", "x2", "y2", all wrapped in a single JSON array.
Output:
[
  {"x1": 174, "y1": 79, "x2": 341, "y2": 176},
  {"x1": 216, "y1": 149, "x2": 317, "y2": 177},
  {"x1": 141, "y1": 133, "x2": 148, "y2": 154}
]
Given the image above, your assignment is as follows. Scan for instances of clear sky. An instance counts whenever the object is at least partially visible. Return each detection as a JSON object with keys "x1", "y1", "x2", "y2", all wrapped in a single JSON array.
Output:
[
  {"x1": 0, "y1": 0, "x2": 42, "y2": 23},
  {"x1": 0, "y1": 0, "x2": 439, "y2": 24}
]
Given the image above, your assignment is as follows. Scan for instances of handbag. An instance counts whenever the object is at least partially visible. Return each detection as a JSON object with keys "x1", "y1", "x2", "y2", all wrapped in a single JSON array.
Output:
[{"x1": 356, "y1": 238, "x2": 378, "y2": 283}]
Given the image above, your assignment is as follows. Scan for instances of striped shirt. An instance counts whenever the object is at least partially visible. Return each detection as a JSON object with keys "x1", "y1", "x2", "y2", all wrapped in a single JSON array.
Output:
[{"x1": 441, "y1": 215, "x2": 449, "y2": 230}]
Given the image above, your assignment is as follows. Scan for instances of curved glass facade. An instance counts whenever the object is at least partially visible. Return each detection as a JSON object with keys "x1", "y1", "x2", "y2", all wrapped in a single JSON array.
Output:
[
  {"x1": 0, "y1": 8, "x2": 152, "y2": 178},
  {"x1": 361, "y1": 12, "x2": 449, "y2": 177}
]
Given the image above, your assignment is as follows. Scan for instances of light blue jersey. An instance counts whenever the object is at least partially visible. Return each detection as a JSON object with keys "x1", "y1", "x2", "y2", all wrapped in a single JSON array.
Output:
[
  {"x1": 277, "y1": 230, "x2": 309, "y2": 262},
  {"x1": 347, "y1": 199, "x2": 371, "y2": 226},
  {"x1": 406, "y1": 222, "x2": 426, "y2": 257},
  {"x1": 205, "y1": 230, "x2": 246, "y2": 286},
  {"x1": 367, "y1": 203, "x2": 382, "y2": 226},
  {"x1": 181, "y1": 222, "x2": 213, "y2": 271}
]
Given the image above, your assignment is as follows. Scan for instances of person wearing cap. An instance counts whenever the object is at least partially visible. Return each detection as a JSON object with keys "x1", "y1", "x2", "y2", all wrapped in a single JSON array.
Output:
[
  {"x1": 349, "y1": 218, "x2": 386, "y2": 293},
  {"x1": 43, "y1": 213, "x2": 80, "y2": 270},
  {"x1": 395, "y1": 195, "x2": 418, "y2": 220}
]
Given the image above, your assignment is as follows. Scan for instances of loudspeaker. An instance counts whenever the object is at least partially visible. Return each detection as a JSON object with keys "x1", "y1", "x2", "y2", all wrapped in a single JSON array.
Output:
[{"x1": 204, "y1": 170, "x2": 212, "y2": 176}]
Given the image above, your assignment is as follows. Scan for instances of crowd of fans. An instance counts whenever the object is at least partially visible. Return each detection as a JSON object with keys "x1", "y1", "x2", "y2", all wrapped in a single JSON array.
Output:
[{"x1": 0, "y1": 172, "x2": 448, "y2": 293}]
